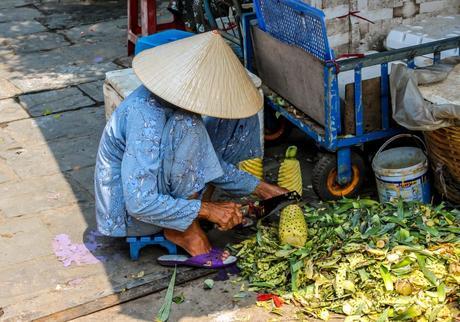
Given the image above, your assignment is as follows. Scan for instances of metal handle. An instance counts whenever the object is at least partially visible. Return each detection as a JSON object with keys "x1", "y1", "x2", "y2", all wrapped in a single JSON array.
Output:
[
  {"x1": 374, "y1": 134, "x2": 427, "y2": 162},
  {"x1": 240, "y1": 204, "x2": 250, "y2": 217}
]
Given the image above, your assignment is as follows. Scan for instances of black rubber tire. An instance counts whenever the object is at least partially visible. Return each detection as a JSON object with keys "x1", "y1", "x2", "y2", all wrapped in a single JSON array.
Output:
[
  {"x1": 312, "y1": 152, "x2": 365, "y2": 201},
  {"x1": 264, "y1": 107, "x2": 293, "y2": 144}
]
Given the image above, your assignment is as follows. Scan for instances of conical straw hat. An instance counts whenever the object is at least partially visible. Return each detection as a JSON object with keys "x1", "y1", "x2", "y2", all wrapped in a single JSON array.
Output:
[{"x1": 132, "y1": 31, "x2": 263, "y2": 119}]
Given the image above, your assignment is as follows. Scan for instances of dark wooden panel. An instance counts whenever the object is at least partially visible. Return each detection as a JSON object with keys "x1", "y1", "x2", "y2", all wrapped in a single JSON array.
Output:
[
  {"x1": 344, "y1": 77, "x2": 382, "y2": 134},
  {"x1": 31, "y1": 268, "x2": 214, "y2": 322},
  {"x1": 252, "y1": 26, "x2": 326, "y2": 127}
]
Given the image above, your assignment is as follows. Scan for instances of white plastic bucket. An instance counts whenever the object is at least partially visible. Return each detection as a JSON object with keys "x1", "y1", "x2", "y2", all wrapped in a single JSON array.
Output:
[{"x1": 372, "y1": 134, "x2": 431, "y2": 203}]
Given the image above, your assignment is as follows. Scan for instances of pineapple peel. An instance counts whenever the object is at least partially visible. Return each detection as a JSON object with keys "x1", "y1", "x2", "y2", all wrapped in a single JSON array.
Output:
[{"x1": 232, "y1": 199, "x2": 460, "y2": 321}]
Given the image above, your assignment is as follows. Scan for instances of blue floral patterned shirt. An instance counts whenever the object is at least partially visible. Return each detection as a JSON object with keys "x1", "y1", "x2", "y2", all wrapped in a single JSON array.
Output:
[{"x1": 95, "y1": 86, "x2": 260, "y2": 237}]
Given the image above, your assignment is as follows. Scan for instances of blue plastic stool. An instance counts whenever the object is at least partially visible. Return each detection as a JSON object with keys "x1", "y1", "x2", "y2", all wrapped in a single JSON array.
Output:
[
  {"x1": 134, "y1": 29, "x2": 194, "y2": 55},
  {"x1": 126, "y1": 234, "x2": 177, "y2": 261}
]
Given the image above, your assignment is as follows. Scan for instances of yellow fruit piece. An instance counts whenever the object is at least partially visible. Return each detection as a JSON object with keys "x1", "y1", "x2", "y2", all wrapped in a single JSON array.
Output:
[
  {"x1": 239, "y1": 158, "x2": 263, "y2": 179},
  {"x1": 279, "y1": 204, "x2": 307, "y2": 247},
  {"x1": 278, "y1": 146, "x2": 302, "y2": 196}
]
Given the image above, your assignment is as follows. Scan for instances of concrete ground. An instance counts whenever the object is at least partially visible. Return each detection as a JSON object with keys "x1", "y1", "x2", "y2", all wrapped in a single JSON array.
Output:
[{"x1": 0, "y1": 1, "x2": 329, "y2": 321}]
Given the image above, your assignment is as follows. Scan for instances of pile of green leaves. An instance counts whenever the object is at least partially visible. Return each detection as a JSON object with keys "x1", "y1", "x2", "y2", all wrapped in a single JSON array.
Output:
[{"x1": 231, "y1": 199, "x2": 460, "y2": 321}]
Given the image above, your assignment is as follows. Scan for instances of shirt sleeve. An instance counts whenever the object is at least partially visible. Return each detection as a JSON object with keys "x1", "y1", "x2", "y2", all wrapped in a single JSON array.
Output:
[
  {"x1": 211, "y1": 159, "x2": 260, "y2": 196},
  {"x1": 121, "y1": 103, "x2": 201, "y2": 232}
]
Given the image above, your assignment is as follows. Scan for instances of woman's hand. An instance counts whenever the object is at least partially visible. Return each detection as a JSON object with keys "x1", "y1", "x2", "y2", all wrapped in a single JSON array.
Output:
[
  {"x1": 198, "y1": 201, "x2": 243, "y2": 231},
  {"x1": 254, "y1": 181, "x2": 289, "y2": 200}
]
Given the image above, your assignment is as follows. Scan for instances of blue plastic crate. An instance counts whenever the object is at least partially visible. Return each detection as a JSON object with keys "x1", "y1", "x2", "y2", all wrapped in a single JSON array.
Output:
[
  {"x1": 253, "y1": 0, "x2": 334, "y2": 61},
  {"x1": 135, "y1": 29, "x2": 194, "y2": 55}
]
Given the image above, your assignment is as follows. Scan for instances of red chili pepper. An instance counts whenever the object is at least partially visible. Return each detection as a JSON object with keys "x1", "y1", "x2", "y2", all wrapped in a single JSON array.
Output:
[
  {"x1": 272, "y1": 295, "x2": 284, "y2": 308},
  {"x1": 256, "y1": 293, "x2": 274, "y2": 301},
  {"x1": 256, "y1": 293, "x2": 284, "y2": 308}
]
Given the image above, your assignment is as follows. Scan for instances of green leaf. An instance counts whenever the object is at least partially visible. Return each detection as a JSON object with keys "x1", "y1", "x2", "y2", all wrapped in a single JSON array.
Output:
[
  {"x1": 233, "y1": 291, "x2": 248, "y2": 299},
  {"x1": 416, "y1": 254, "x2": 438, "y2": 286},
  {"x1": 156, "y1": 266, "x2": 176, "y2": 322},
  {"x1": 358, "y1": 269, "x2": 369, "y2": 282},
  {"x1": 393, "y1": 257, "x2": 413, "y2": 269},
  {"x1": 394, "y1": 305, "x2": 422, "y2": 320},
  {"x1": 290, "y1": 260, "x2": 303, "y2": 292},
  {"x1": 380, "y1": 265, "x2": 393, "y2": 291},
  {"x1": 376, "y1": 308, "x2": 390, "y2": 322},
  {"x1": 437, "y1": 283, "x2": 446, "y2": 302},
  {"x1": 274, "y1": 249, "x2": 295, "y2": 258},
  {"x1": 203, "y1": 279, "x2": 214, "y2": 289},
  {"x1": 172, "y1": 293, "x2": 185, "y2": 304},
  {"x1": 42, "y1": 108, "x2": 52, "y2": 116},
  {"x1": 270, "y1": 308, "x2": 283, "y2": 316},
  {"x1": 428, "y1": 305, "x2": 444, "y2": 322}
]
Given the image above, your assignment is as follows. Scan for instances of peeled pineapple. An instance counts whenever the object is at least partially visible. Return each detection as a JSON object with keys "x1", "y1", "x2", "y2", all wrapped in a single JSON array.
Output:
[
  {"x1": 239, "y1": 158, "x2": 263, "y2": 180},
  {"x1": 279, "y1": 204, "x2": 308, "y2": 247},
  {"x1": 278, "y1": 146, "x2": 302, "y2": 196}
]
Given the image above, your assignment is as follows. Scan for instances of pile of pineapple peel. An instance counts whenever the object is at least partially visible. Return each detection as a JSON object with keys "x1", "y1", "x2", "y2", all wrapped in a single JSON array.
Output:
[{"x1": 231, "y1": 199, "x2": 460, "y2": 321}]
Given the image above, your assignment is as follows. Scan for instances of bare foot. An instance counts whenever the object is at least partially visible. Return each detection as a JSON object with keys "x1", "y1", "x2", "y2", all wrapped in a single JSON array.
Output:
[{"x1": 164, "y1": 220, "x2": 230, "y2": 260}]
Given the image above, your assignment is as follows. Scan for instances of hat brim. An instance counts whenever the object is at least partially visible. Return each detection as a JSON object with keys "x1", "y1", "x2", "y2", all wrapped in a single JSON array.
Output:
[{"x1": 133, "y1": 32, "x2": 263, "y2": 119}]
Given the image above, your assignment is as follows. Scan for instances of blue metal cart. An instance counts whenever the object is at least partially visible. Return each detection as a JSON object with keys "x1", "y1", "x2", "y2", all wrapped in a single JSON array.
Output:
[{"x1": 240, "y1": 0, "x2": 460, "y2": 200}]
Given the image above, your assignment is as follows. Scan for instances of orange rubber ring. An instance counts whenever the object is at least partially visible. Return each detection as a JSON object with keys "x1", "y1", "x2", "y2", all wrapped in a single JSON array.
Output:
[
  {"x1": 264, "y1": 118, "x2": 286, "y2": 141},
  {"x1": 326, "y1": 165, "x2": 360, "y2": 197}
]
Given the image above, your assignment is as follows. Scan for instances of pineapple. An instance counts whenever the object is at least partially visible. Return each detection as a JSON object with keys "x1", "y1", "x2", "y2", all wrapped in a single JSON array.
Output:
[
  {"x1": 279, "y1": 204, "x2": 307, "y2": 247},
  {"x1": 239, "y1": 158, "x2": 263, "y2": 180},
  {"x1": 278, "y1": 146, "x2": 302, "y2": 196}
]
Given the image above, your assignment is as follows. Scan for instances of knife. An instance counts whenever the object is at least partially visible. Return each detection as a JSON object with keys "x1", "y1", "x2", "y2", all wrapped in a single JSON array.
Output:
[{"x1": 241, "y1": 191, "x2": 302, "y2": 225}]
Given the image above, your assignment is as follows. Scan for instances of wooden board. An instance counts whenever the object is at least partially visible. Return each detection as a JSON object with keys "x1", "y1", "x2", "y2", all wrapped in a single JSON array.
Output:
[
  {"x1": 252, "y1": 26, "x2": 326, "y2": 127},
  {"x1": 32, "y1": 267, "x2": 214, "y2": 322},
  {"x1": 344, "y1": 77, "x2": 383, "y2": 134}
]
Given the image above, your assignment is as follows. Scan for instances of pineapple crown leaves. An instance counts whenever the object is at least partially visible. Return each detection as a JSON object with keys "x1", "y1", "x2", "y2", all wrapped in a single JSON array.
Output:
[{"x1": 285, "y1": 146, "x2": 298, "y2": 159}]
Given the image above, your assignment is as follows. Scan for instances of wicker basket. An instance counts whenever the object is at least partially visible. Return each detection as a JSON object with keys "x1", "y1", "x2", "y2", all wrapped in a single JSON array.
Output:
[{"x1": 424, "y1": 126, "x2": 460, "y2": 204}]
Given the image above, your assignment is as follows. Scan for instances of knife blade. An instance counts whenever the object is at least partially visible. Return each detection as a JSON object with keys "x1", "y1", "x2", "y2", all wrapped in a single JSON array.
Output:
[{"x1": 241, "y1": 191, "x2": 302, "y2": 222}]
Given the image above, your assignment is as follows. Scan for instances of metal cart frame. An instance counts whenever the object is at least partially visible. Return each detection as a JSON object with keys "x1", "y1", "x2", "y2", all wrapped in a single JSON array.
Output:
[{"x1": 241, "y1": 0, "x2": 460, "y2": 199}]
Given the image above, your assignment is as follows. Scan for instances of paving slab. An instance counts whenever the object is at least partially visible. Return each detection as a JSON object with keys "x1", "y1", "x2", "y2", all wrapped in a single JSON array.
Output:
[
  {"x1": 19, "y1": 87, "x2": 94, "y2": 117},
  {"x1": 60, "y1": 18, "x2": 126, "y2": 44},
  {"x1": 36, "y1": 2, "x2": 126, "y2": 30},
  {"x1": 0, "y1": 126, "x2": 21, "y2": 150},
  {"x1": 77, "y1": 80, "x2": 104, "y2": 103},
  {"x1": 0, "y1": 98, "x2": 29, "y2": 123},
  {"x1": 0, "y1": 0, "x2": 33, "y2": 10},
  {"x1": 0, "y1": 173, "x2": 92, "y2": 218},
  {"x1": 0, "y1": 216, "x2": 54, "y2": 266},
  {"x1": 69, "y1": 165, "x2": 95, "y2": 196},
  {"x1": 1, "y1": 241, "x2": 232, "y2": 321},
  {"x1": 0, "y1": 78, "x2": 22, "y2": 99},
  {"x1": 9, "y1": 61, "x2": 121, "y2": 93},
  {"x1": 1, "y1": 31, "x2": 70, "y2": 53},
  {"x1": 0, "y1": 7, "x2": 43, "y2": 23},
  {"x1": 65, "y1": 41, "x2": 126, "y2": 66},
  {"x1": 0, "y1": 20, "x2": 47, "y2": 37},
  {"x1": 0, "y1": 135, "x2": 99, "y2": 179},
  {"x1": 0, "y1": 159, "x2": 19, "y2": 184},
  {"x1": 38, "y1": 202, "x2": 97, "y2": 243},
  {"x1": 0, "y1": 199, "x2": 207, "y2": 321},
  {"x1": 3, "y1": 106, "x2": 105, "y2": 144},
  {"x1": 1, "y1": 40, "x2": 124, "y2": 72}
]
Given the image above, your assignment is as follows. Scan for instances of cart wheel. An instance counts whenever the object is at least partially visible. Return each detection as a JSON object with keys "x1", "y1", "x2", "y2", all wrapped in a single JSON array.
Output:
[
  {"x1": 264, "y1": 108, "x2": 292, "y2": 143},
  {"x1": 312, "y1": 153, "x2": 365, "y2": 200}
]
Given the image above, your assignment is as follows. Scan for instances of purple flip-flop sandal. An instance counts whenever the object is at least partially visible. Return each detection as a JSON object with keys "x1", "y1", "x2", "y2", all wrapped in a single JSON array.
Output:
[{"x1": 157, "y1": 247, "x2": 237, "y2": 269}]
